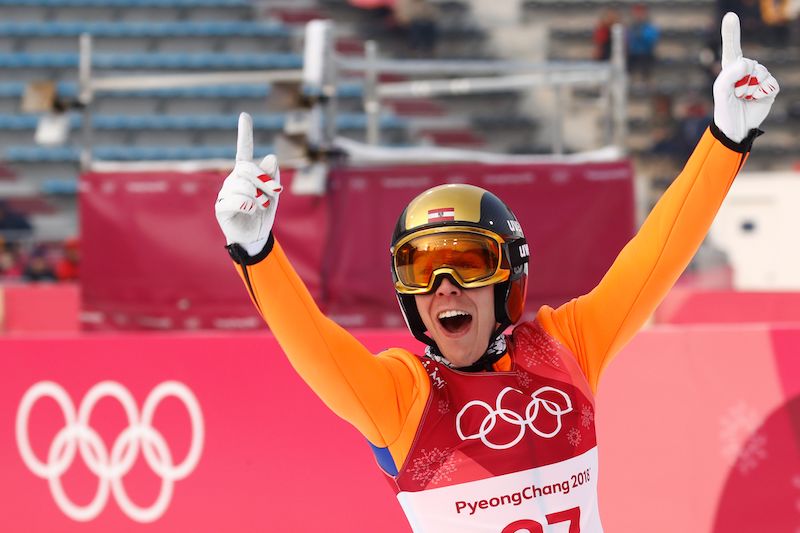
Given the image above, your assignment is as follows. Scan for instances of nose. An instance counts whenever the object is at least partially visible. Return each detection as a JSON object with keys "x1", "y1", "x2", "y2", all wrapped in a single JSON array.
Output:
[{"x1": 436, "y1": 276, "x2": 462, "y2": 296}]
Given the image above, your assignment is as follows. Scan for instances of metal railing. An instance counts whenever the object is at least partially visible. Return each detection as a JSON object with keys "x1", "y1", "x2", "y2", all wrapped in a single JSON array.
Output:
[
  {"x1": 339, "y1": 25, "x2": 627, "y2": 154},
  {"x1": 76, "y1": 33, "x2": 305, "y2": 170},
  {"x1": 73, "y1": 21, "x2": 627, "y2": 168}
]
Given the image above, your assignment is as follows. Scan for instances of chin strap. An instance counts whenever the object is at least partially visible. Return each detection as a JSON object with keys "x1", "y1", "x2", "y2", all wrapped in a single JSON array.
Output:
[{"x1": 424, "y1": 333, "x2": 508, "y2": 372}]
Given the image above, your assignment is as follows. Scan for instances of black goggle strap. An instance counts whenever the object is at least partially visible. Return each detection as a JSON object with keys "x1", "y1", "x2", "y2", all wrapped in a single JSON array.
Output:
[{"x1": 504, "y1": 237, "x2": 529, "y2": 273}]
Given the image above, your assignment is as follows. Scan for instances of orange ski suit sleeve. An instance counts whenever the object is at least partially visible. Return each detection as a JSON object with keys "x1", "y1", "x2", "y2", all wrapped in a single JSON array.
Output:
[
  {"x1": 231, "y1": 124, "x2": 754, "y2": 472},
  {"x1": 232, "y1": 239, "x2": 432, "y2": 471},
  {"x1": 537, "y1": 125, "x2": 752, "y2": 392}
]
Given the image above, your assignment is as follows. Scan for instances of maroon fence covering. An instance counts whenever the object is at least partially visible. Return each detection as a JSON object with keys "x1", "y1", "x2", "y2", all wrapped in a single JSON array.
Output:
[{"x1": 80, "y1": 160, "x2": 634, "y2": 330}]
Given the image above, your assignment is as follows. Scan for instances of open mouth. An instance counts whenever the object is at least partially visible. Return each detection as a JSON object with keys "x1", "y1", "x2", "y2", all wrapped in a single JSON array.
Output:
[{"x1": 437, "y1": 310, "x2": 472, "y2": 335}]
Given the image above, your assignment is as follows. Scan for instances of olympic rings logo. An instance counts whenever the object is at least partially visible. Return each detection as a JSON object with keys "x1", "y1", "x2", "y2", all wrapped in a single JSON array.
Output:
[
  {"x1": 456, "y1": 386, "x2": 573, "y2": 450},
  {"x1": 15, "y1": 381, "x2": 204, "y2": 523}
]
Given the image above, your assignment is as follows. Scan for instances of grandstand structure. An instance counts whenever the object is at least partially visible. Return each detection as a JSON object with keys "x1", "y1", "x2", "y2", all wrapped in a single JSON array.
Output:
[
  {"x1": 0, "y1": 0, "x2": 797, "y2": 244},
  {"x1": 1, "y1": 0, "x2": 304, "y2": 241},
  {"x1": 529, "y1": 0, "x2": 799, "y2": 190}
]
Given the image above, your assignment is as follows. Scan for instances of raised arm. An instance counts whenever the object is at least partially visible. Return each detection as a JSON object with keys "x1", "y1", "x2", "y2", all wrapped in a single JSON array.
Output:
[
  {"x1": 214, "y1": 114, "x2": 430, "y2": 465},
  {"x1": 537, "y1": 13, "x2": 780, "y2": 392}
]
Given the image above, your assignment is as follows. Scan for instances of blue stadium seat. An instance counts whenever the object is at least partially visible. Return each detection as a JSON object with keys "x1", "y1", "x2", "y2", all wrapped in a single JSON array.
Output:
[
  {"x1": 0, "y1": 81, "x2": 27, "y2": 97},
  {"x1": 0, "y1": 21, "x2": 292, "y2": 38},
  {"x1": 0, "y1": 53, "x2": 77, "y2": 68},
  {"x1": 0, "y1": 0, "x2": 250, "y2": 7},
  {"x1": 550, "y1": 27, "x2": 706, "y2": 40},
  {"x1": 4, "y1": 144, "x2": 275, "y2": 161},
  {"x1": 0, "y1": 113, "x2": 405, "y2": 131},
  {"x1": 90, "y1": 114, "x2": 286, "y2": 130},
  {"x1": 86, "y1": 85, "x2": 275, "y2": 99},
  {"x1": 0, "y1": 82, "x2": 365, "y2": 100},
  {"x1": 336, "y1": 83, "x2": 363, "y2": 99},
  {"x1": 335, "y1": 113, "x2": 406, "y2": 130},
  {"x1": 0, "y1": 52, "x2": 303, "y2": 69},
  {"x1": 5, "y1": 145, "x2": 80, "y2": 161},
  {"x1": 0, "y1": 81, "x2": 274, "y2": 99},
  {"x1": 523, "y1": 0, "x2": 711, "y2": 7},
  {"x1": 40, "y1": 178, "x2": 79, "y2": 195},
  {"x1": 0, "y1": 114, "x2": 50, "y2": 128}
]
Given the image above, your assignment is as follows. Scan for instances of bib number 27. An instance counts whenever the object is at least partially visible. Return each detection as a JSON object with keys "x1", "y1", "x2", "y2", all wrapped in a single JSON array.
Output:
[{"x1": 501, "y1": 507, "x2": 580, "y2": 533}]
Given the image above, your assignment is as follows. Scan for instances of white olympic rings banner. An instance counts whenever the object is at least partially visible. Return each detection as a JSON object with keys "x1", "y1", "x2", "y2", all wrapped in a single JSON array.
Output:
[
  {"x1": 456, "y1": 386, "x2": 573, "y2": 450},
  {"x1": 15, "y1": 380, "x2": 204, "y2": 523}
]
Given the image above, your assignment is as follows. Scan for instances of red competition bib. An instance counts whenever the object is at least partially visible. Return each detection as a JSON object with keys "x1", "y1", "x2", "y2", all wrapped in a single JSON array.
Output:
[{"x1": 392, "y1": 321, "x2": 602, "y2": 532}]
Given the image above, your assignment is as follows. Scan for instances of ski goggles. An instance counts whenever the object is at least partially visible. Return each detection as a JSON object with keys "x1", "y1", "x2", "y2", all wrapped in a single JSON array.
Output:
[{"x1": 392, "y1": 227, "x2": 510, "y2": 294}]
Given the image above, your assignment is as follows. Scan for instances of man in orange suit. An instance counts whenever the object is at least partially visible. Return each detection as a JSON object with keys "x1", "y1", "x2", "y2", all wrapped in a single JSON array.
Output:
[{"x1": 215, "y1": 14, "x2": 777, "y2": 532}]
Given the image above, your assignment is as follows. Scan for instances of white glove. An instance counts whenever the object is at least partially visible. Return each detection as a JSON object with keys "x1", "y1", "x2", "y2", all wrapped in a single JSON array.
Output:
[
  {"x1": 713, "y1": 12, "x2": 779, "y2": 143},
  {"x1": 215, "y1": 112, "x2": 283, "y2": 256}
]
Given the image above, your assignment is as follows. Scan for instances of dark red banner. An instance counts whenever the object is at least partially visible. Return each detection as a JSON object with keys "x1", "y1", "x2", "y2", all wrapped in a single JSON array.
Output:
[
  {"x1": 323, "y1": 161, "x2": 635, "y2": 327},
  {"x1": 80, "y1": 160, "x2": 634, "y2": 330},
  {"x1": 80, "y1": 168, "x2": 327, "y2": 331}
]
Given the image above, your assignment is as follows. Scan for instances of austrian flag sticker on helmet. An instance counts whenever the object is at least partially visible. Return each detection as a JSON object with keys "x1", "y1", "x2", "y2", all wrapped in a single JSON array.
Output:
[{"x1": 428, "y1": 208, "x2": 455, "y2": 223}]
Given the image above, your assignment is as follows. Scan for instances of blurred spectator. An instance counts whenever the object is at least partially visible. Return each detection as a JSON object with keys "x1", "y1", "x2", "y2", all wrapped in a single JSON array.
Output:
[
  {"x1": 759, "y1": 0, "x2": 792, "y2": 46},
  {"x1": 626, "y1": 4, "x2": 660, "y2": 84},
  {"x1": 0, "y1": 240, "x2": 23, "y2": 279},
  {"x1": 715, "y1": 0, "x2": 766, "y2": 45},
  {"x1": 651, "y1": 95, "x2": 712, "y2": 160},
  {"x1": 394, "y1": 0, "x2": 440, "y2": 56},
  {"x1": 593, "y1": 9, "x2": 621, "y2": 61},
  {"x1": 678, "y1": 97, "x2": 712, "y2": 157},
  {"x1": 55, "y1": 238, "x2": 79, "y2": 282},
  {"x1": 22, "y1": 246, "x2": 57, "y2": 282},
  {"x1": 351, "y1": 0, "x2": 396, "y2": 37},
  {"x1": 349, "y1": 0, "x2": 394, "y2": 7},
  {"x1": 739, "y1": 0, "x2": 767, "y2": 38},
  {"x1": 0, "y1": 200, "x2": 33, "y2": 244},
  {"x1": 650, "y1": 93, "x2": 681, "y2": 155}
]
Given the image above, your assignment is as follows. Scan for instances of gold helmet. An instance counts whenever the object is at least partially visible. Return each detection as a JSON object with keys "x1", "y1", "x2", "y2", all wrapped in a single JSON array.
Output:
[{"x1": 390, "y1": 184, "x2": 529, "y2": 347}]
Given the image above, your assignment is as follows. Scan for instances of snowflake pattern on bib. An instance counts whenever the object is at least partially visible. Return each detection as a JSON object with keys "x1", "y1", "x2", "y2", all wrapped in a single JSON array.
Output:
[
  {"x1": 516, "y1": 369, "x2": 532, "y2": 388},
  {"x1": 438, "y1": 398, "x2": 450, "y2": 415},
  {"x1": 408, "y1": 447, "x2": 461, "y2": 487},
  {"x1": 518, "y1": 329, "x2": 561, "y2": 368},
  {"x1": 581, "y1": 405, "x2": 595, "y2": 429},
  {"x1": 567, "y1": 427, "x2": 582, "y2": 447}
]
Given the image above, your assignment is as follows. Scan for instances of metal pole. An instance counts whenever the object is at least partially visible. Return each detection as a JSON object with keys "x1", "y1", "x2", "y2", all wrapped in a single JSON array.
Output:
[
  {"x1": 364, "y1": 40, "x2": 380, "y2": 146},
  {"x1": 338, "y1": 57, "x2": 609, "y2": 75},
  {"x1": 78, "y1": 32, "x2": 94, "y2": 171},
  {"x1": 601, "y1": 74, "x2": 612, "y2": 142},
  {"x1": 321, "y1": 21, "x2": 337, "y2": 148},
  {"x1": 610, "y1": 23, "x2": 627, "y2": 154},
  {"x1": 90, "y1": 70, "x2": 304, "y2": 91},
  {"x1": 376, "y1": 70, "x2": 609, "y2": 98},
  {"x1": 551, "y1": 84, "x2": 564, "y2": 155}
]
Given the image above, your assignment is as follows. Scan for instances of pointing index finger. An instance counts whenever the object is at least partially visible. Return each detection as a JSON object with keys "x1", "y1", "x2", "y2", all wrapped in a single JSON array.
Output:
[
  {"x1": 236, "y1": 112, "x2": 253, "y2": 162},
  {"x1": 721, "y1": 12, "x2": 742, "y2": 70}
]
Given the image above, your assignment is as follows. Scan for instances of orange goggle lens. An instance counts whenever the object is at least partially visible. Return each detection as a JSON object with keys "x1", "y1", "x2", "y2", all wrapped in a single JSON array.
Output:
[{"x1": 394, "y1": 231, "x2": 507, "y2": 293}]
